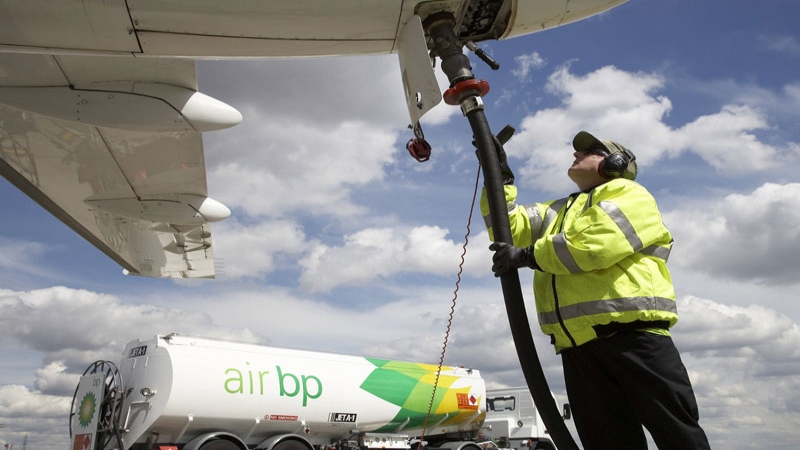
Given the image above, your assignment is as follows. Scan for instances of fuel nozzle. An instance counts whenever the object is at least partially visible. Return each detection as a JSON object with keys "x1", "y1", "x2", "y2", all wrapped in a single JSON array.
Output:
[
  {"x1": 423, "y1": 13, "x2": 474, "y2": 85},
  {"x1": 423, "y1": 13, "x2": 492, "y2": 107}
]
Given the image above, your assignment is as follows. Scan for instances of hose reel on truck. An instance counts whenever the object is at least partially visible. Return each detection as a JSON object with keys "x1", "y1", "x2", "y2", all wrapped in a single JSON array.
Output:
[{"x1": 70, "y1": 360, "x2": 127, "y2": 450}]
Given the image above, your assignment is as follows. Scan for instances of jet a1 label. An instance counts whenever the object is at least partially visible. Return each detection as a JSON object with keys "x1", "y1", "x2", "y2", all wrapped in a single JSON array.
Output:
[
  {"x1": 129, "y1": 346, "x2": 148, "y2": 358},
  {"x1": 328, "y1": 412, "x2": 357, "y2": 423}
]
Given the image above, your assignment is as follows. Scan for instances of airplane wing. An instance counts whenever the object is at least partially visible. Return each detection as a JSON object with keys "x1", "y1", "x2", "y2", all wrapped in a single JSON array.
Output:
[
  {"x1": 0, "y1": 53, "x2": 238, "y2": 278},
  {"x1": 0, "y1": 0, "x2": 628, "y2": 278}
]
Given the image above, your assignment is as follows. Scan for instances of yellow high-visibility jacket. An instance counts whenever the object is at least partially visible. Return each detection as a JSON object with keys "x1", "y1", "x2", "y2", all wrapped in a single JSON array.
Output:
[{"x1": 482, "y1": 179, "x2": 678, "y2": 353}]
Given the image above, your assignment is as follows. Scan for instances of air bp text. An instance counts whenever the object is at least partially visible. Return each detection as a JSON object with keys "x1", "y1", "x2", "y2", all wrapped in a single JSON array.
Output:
[{"x1": 224, "y1": 363, "x2": 323, "y2": 406}]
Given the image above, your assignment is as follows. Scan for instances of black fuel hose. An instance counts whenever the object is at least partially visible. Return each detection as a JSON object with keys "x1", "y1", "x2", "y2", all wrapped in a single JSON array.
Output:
[{"x1": 467, "y1": 109, "x2": 579, "y2": 450}]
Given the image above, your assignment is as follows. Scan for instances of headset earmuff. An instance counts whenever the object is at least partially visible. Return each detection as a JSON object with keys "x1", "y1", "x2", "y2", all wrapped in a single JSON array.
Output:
[{"x1": 600, "y1": 152, "x2": 629, "y2": 178}]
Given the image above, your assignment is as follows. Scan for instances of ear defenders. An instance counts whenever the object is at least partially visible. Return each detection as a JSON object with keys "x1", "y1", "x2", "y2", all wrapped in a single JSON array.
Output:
[
  {"x1": 573, "y1": 131, "x2": 638, "y2": 180},
  {"x1": 600, "y1": 147, "x2": 636, "y2": 179}
]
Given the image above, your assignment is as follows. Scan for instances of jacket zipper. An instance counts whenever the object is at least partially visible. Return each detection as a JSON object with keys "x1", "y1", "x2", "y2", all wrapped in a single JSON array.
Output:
[{"x1": 552, "y1": 194, "x2": 578, "y2": 348}]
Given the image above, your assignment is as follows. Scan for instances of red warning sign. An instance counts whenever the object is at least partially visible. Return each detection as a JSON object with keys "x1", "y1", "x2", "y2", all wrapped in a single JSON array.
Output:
[
  {"x1": 72, "y1": 433, "x2": 92, "y2": 450},
  {"x1": 457, "y1": 392, "x2": 479, "y2": 410}
]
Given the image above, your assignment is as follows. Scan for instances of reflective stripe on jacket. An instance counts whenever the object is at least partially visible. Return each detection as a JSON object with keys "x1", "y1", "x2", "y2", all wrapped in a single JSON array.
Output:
[{"x1": 481, "y1": 179, "x2": 678, "y2": 353}]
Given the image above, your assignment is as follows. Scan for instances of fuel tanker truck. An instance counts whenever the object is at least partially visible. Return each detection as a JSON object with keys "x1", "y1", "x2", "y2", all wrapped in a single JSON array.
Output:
[{"x1": 70, "y1": 334, "x2": 487, "y2": 450}]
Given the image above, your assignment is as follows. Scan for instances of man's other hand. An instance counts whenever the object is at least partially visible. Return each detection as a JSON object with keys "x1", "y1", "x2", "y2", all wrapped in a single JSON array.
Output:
[{"x1": 489, "y1": 242, "x2": 537, "y2": 277}]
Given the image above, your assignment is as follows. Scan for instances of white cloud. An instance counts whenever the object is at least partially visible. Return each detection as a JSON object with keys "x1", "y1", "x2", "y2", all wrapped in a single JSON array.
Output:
[
  {"x1": 0, "y1": 287, "x2": 266, "y2": 395},
  {"x1": 33, "y1": 361, "x2": 76, "y2": 394},
  {"x1": 177, "y1": 285, "x2": 464, "y2": 352},
  {"x1": 297, "y1": 226, "x2": 491, "y2": 292},
  {"x1": 758, "y1": 34, "x2": 800, "y2": 56},
  {"x1": 0, "y1": 238, "x2": 47, "y2": 269},
  {"x1": 679, "y1": 77, "x2": 800, "y2": 137},
  {"x1": 213, "y1": 218, "x2": 308, "y2": 279},
  {"x1": 672, "y1": 296, "x2": 800, "y2": 445},
  {"x1": 0, "y1": 384, "x2": 70, "y2": 449},
  {"x1": 676, "y1": 296, "x2": 798, "y2": 357},
  {"x1": 209, "y1": 120, "x2": 397, "y2": 219},
  {"x1": 506, "y1": 64, "x2": 675, "y2": 194},
  {"x1": 198, "y1": 56, "x2": 410, "y2": 130},
  {"x1": 785, "y1": 82, "x2": 800, "y2": 104},
  {"x1": 676, "y1": 105, "x2": 777, "y2": 173},
  {"x1": 511, "y1": 52, "x2": 547, "y2": 83},
  {"x1": 504, "y1": 65, "x2": 797, "y2": 195},
  {"x1": 0, "y1": 384, "x2": 68, "y2": 417},
  {"x1": 0, "y1": 238, "x2": 61, "y2": 282},
  {"x1": 199, "y1": 56, "x2": 459, "y2": 229},
  {"x1": 545, "y1": 64, "x2": 669, "y2": 119},
  {"x1": 359, "y1": 298, "x2": 539, "y2": 381},
  {"x1": 665, "y1": 182, "x2": 800, "y2": 285}
]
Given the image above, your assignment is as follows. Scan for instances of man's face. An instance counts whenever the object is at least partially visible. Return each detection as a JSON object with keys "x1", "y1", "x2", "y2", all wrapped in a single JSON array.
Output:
[{"x1": 568, "y1": 147, "x2": 607, "y2": 189}]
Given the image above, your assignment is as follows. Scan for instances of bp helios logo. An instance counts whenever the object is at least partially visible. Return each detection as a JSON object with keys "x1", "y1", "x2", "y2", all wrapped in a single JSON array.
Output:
[{"x1": 78, "y1": 391, "x2": 97, "y2": 428}]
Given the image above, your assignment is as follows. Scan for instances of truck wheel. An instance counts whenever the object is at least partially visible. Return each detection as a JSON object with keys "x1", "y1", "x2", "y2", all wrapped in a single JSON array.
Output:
[
  {"x1": 532, "y1": 442, "x2": 556, "y2": 450},
  {"x1": 272, "y1": 440, "x2": 310, "y2": 450},
  {"x1": 272, "y1": 439, "x2": 310, "y2": 450},
  {"x1": 201, "y1": 440, "x2": 241, "y2": 450}
]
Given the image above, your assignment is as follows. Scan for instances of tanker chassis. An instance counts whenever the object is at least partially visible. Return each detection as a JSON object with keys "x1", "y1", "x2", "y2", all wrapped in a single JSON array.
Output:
[{"x1": 70, "y1": 334, "x2": 487, "y2": 450}]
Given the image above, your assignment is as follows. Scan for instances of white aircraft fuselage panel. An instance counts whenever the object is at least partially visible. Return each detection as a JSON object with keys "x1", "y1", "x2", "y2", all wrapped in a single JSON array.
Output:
[
  {"x1": 0, "y1": 1, "x2": 140, "y2": 53},
  {"x1": 0, "y1": 0, "x2": 628, "y2": 57}
]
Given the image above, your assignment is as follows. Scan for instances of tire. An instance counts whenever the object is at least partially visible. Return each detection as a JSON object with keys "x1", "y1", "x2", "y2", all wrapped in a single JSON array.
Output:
[
  {"x1": 272, "y1": 440, "x2": 311, "y2": 450},
  {"x1": 462, "y1": 444, "x2": 483, "y2": 450},
  {"x1": 200, "y1": 440, "x2": 242, "y2": 450},
  {"x1": 531, "y1": 441, "x2": 556, "y2": 450}
]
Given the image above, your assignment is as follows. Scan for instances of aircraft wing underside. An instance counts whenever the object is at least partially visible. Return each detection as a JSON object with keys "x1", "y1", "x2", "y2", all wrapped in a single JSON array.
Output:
[
  {"x1": 0, "y1": 53, "x2": 228, "y2": 278},
  {"x1": 0, "y1": 0, "x2": 629, "y2": 278}
]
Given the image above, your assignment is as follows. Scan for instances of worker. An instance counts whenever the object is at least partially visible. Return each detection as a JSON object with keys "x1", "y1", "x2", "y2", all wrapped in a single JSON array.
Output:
[{"x1": 482, "y1": 131, "x2": 711, "y2": 449}]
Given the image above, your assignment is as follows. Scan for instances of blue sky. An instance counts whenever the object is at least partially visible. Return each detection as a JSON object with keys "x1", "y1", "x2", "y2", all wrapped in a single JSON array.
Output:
[{"x1": 2, "y1": 0, "x2": 800, "y2": 448}]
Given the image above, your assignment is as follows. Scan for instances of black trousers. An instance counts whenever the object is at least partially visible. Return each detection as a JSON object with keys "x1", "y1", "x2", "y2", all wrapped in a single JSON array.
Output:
[{"x1": 561, "y1": 331, "x2": 711, "y2": 449}]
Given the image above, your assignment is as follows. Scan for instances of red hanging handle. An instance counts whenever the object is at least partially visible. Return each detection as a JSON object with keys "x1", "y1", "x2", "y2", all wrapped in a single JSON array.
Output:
[{"x1": 406, "y1": 138, "x2": 431, "y2": 162}]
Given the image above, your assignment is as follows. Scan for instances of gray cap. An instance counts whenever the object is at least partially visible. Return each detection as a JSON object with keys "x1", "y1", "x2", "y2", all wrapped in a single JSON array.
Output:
[{"x1": 572, "y1": 131, "x2": 638, "y2": 180}]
